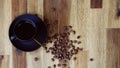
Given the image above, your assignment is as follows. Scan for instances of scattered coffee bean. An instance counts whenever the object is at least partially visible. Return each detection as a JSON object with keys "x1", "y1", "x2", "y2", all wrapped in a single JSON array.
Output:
[
  {"x1": 78, "y1": 41, "x2": 81, "y2": 44},
  {"x1": 48, "y1": 66, "x2": 51, "y2": 68},
  {"x1": 90, "y1": 58, "x2": 94, "y2": 61},
  {"x1": 74, "y1": 40, "x2": 77, "y2": 43},
  {"x1": 77, "y1": 35, "x2": 81, "y2": 39},
  {"x1": 0, "y1": 55, "x2": 4, "y2": 60},
  {"x1": 68, "y1": 25, "x2": 72, "y2": 28},
  {"x1": 43, "y1": 25, "x2": 82, "y2": 68},
  {"x1": 46, "y1": 50, "x2": 50, "y2": 53},
  {"x1": 53, "y1": 64, "x2": 56, "y2": 68},
  {"x1": 63, "y1": 64, "x2": 67, "y2": 67},
  {"x1": 51, "y1": 58, "x2": 55, "y2": 61},
  {"x1": 79, "y1": 48, "x2": 83, "y2": 51},
  {"x1": 58, "y1": 64, "x2": 61, "y2": 67},
  {"x1": 44, "y1": 47, "x2": 47, "y2": 50},
  {"x1": 34, "y1": 57, "x2": 39, "y2": 61},
  {"x1": 72, "y1": 30, "x2": 76, "y2": 34},
  {"x1": 73, "y1": 57, "x2": 77, "y2": 60}
]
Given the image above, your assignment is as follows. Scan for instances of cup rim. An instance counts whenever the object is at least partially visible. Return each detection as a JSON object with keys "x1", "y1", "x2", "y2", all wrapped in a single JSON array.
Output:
[{"x1": 13, "y1": 19, "x2": 37, "y2": 41}]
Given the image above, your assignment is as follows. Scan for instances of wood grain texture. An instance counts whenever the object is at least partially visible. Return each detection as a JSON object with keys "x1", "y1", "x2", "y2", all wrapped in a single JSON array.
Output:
[
  {"x1": 107, "y1": 0, "x2": 120, "y2": 28},
  {"x1": 44, "y1": 0, "x2": 71, "y2": 35},
  {"x1": 26, "y1": 0, "x2": 44, "y2": 68},
  {"x1": 0, "y1": 0, "x2": 6, "y2": 55},
  {"x1": 74, "y1": 51, "x2": 88, "y2": 68},
  {"x1": 44, "y1": 0, "x2": 71, "y2": 68},
  {"x1": 1, "y1": 0, "x2": 120, "y2": 68},
  {"x1": 106, "y1": 29, "x2": 120, "y2": 68},
  {"x1": 91, "y1": 0, "x2": 102, "y2": 8},
  {"x1": 0, "y1": 0, "x2": 12, "y2": 67},
  {"x1": 69, "y1": 0, "x2": 89, "y2": 68},
  {"x1": 12, "y1": 0, "x2": 27, "y2": 68},
  {"x1": 0, "y1": 55, "x2": 9, "y2": 68}
]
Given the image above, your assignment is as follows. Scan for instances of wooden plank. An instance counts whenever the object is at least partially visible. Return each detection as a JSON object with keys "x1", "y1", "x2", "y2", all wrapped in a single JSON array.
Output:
[
  {"x1": 12, "y1": 0, "x2": 27, "y2": 68},
  {"x1": 44, "y1": 0, "x2": 59, "y2": 37},
  {"x1": 91, "y1": 0, "x2": 102, "y2": 8},
  {"x1": 107, "y1": 0, "x2": 120, "y2": 28},
  {"x1": 27, "y1": 0, "x2": 38, "y2": 14},
  {"x1": 0, "y1": 0, "x2": 12, "y2": 67},
  {"x1": 44, "y1": 0, "x2": 71, "y2": 34},
  {"x1": 1, "y1": 0, "x2": 120, "y2": 68},
  {"x1": 44, "y1": 0, "x2": 71, "y2": 68},
  {"x1": 74, "y1": 51, "x2": 88, "y2": 68},
  {"x1": 86, "y1": 10, "x2": 107, "y2": 68},
  {"x1": 26, "y1": 0, "x2": 44, "y2": 68},
  {"x1": 0, "y1": 0, "x2": 5, "y2": 55},
  {"x1": 70, "y1": 0, "x2": 107, "y2": 68},
  {"x1": 69, "y1": 0, "x2": 89, "y2": 68},
  {"x1": 0, "y1": 55, "x2": 9, "y2": 68},
  {"x1": 116, "y1": 0, "x2": 120, "y2": 16},
  {"x1": 106, "y1": 29, "x2": 120, "y2": 68},
  {"x1": 86, "y1": 0, "x2": 108, "y2": 67}
]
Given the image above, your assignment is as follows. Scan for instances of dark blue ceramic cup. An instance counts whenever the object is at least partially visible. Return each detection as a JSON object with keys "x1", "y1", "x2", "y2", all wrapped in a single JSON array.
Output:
[{"x1": 9, "y1": 14, "x2": 47, "y2": 51}]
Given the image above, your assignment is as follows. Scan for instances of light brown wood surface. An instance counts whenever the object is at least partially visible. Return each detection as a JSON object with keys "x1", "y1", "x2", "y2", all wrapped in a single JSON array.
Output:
[{"x1": 0, "y1": 0, "x2": 120, "y2": 68}]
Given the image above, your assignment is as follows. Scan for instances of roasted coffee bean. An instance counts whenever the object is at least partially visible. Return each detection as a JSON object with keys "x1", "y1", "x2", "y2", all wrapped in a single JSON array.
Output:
[
  {"x1": 51, "y1": 51, "x2": 55, "y2": 54},
  {"x1": 78, "y1": 41, "x2": 81, "y2": 44},
  {"x1": 64, "y1": 59, "x2": 67, "y2": 62},
  {"x1": 34, "y1": 57, "x2": 39, "y2": 61},
  {"x1": 48, "y1": 66, "x2": 51, "y2": 68},
  {"x1": 69, "y1": 25, "x2": 72, "y2": 28},
  {"x1": 58, "y1": 64, "x2": 61, "y2": 67},
  {"x1": 49, "y1": 47, "x2": 53, "y2": 50},
  {"x1": 49, "y1": 40, "x2": 53, "y2": 43},
  {"x1": 73, "y1": 57, "x2": 77, "y2": 60},
  {"x1": 51, "y1": 58, "x2": 55, "y2": 61},
  {"x1": 46, "y1": 50, "x2": 50, "y2": 53},
  {"x1": 44, "y1": 47, "x2": 47, "y2": 50},
  {"x1": 74, "y1": 40, "x2": 77, "y2": 43},
  {"x1": 77, "y1": 47, "x2": 80, "y2": 50},
  {"x1": 64, "y1": 26, "x2": 69, "y2": 31},
  {"x1": 90, "y1": 58, "x2": 94, "y2": 61},
  {"x1": 77, "y1": 35, "x2": 81, "y2": 39},
  {"x1": 53, "y1": 64, "x2": 56, "y2": 68},
  {"x1": 63, "y1": 64, "x2": 67, "y2": 67},
  {"x1": 44, "y1": 25, "x2": 82, "y2": 67},
  {"x1": 79, "y1": 48, "x2": 83, "y2": 51},
  {"x1": 71, "y1": 30, "x2": 76, "y2": 34}
]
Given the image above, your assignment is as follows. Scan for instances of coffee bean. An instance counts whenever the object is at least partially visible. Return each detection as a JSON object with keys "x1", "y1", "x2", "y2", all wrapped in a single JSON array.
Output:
[
  {"x1": 58, "y1": 64, "x2": 61, "y2": 67},
  {"x1": 79, "y1": 48, "x2": 83, "y2": 51},
  {"x1": 74, "y1": 40, "x2": 77, "y2": 43},
  {"x1": 48, "y1": 66, "x2": 51, "y2": 68},
  {"x1": 34, "y1": 57, "x2": 39, "y2": 61},
  {"x1": 63, "y1": 64, "x2": 67, "y2": 67},
  {"x1": 53, "y1": 64, "x2": 56, "y2": 68},
  {"x1": 51, "y1": 58, "x2": 55, "y2": 61},
  {"x1": 69, "y1": 25, "x2": 72, "y2": 28},
  {"x1": 78, "y1": 41, "x2": 81, "y2": 44},
  {"x1": 73, "y1": 57, "x2": 77, "y2": 60},
  {"x1": 90, "y1": 58, "x2": 94, "y2": 61},
  {"x1": 77, "y1": 35, "x2": 81, "y2": 39},
  {"x1": 44, "y1": 25, "x2": 82, "y2": 67},
  {"x1": 71, "y1": 30, "x2": 76, "y2": 34},
  {"x1": 64, "y1": 59, "x2": 67, "y2": 62},
  {"x1": 44, "y1": 47, "x2": 47, "y2": 50}
]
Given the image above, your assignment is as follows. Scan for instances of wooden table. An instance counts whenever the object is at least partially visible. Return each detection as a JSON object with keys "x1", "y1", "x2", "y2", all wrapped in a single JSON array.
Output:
[{"x1": 0, "y1": 0, "x2": 120, "y2": 68}]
